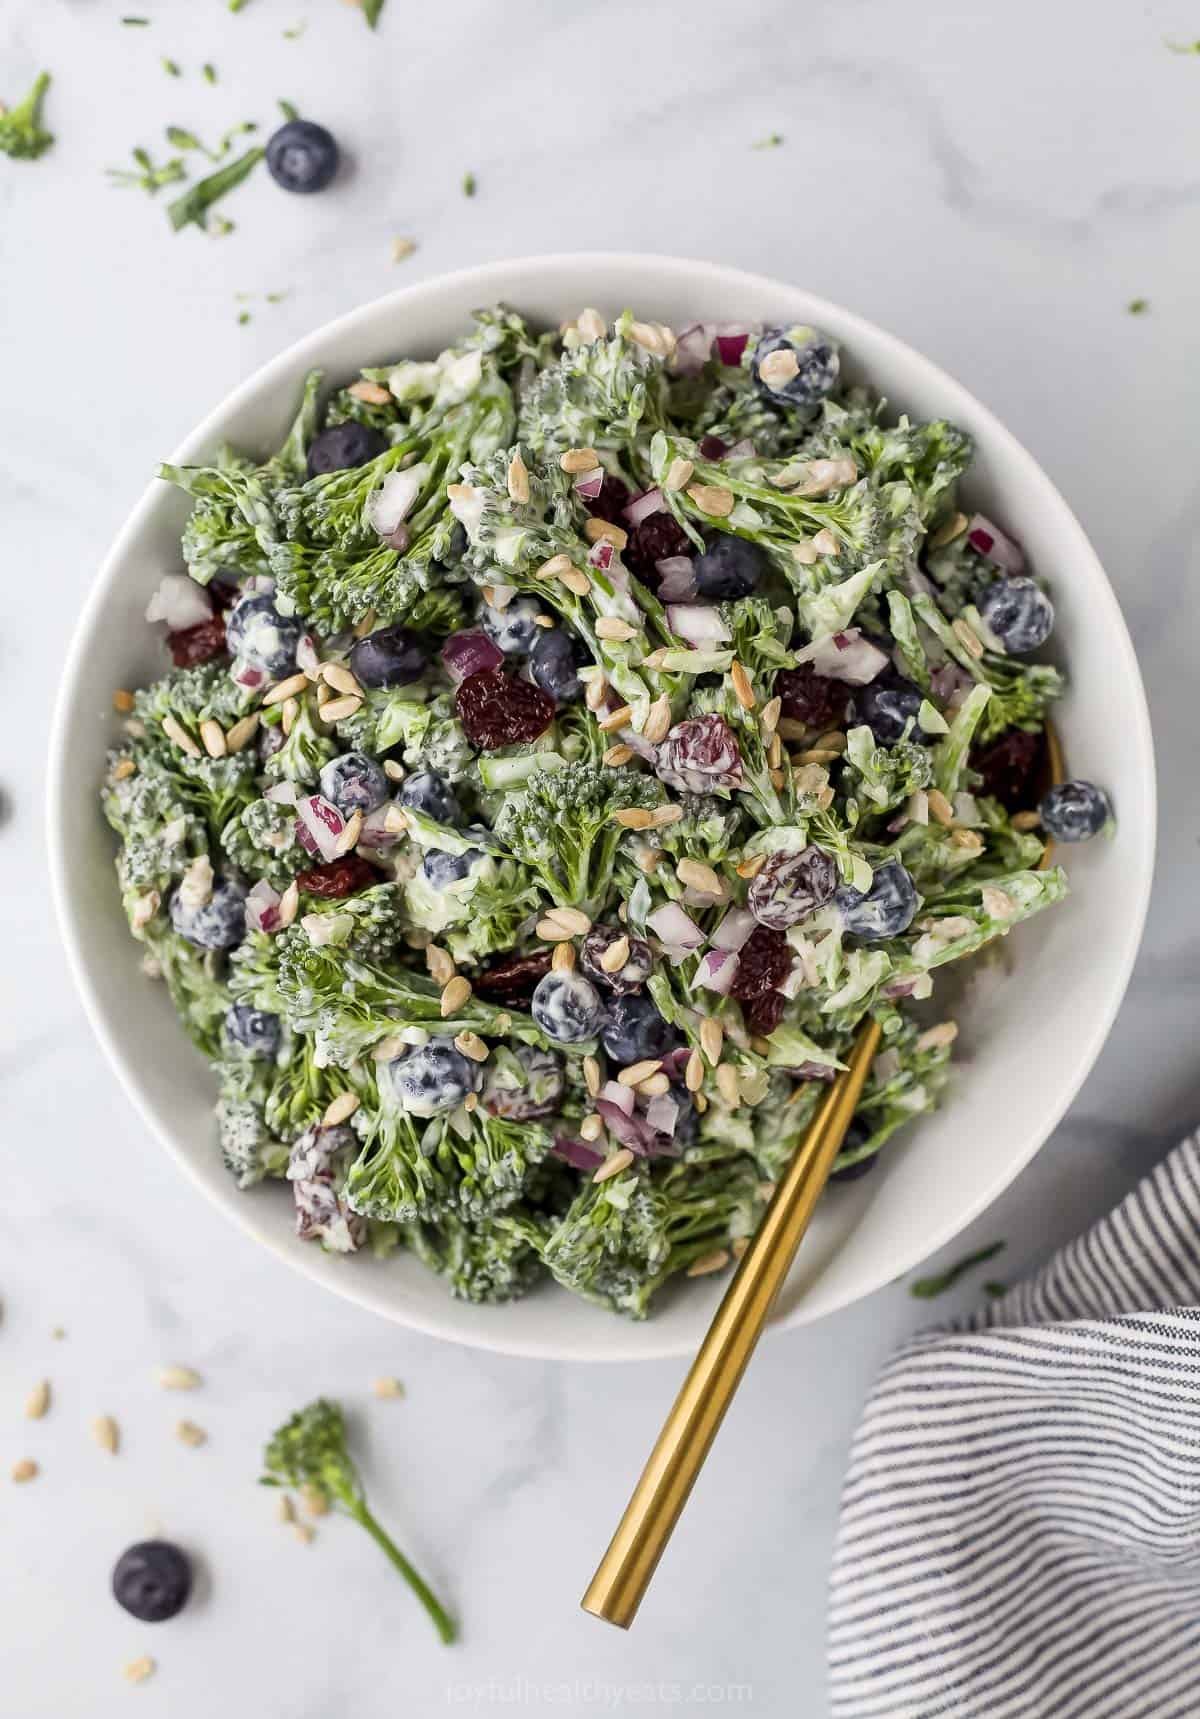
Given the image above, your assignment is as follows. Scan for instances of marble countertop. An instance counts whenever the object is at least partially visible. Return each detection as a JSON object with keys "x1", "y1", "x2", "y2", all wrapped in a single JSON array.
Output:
[{"x1": 3, "y1": 1, "x2": 1197, "y2": 1712}]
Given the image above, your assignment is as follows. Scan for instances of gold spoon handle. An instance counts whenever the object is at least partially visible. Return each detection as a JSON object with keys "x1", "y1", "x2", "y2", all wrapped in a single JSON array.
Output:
[{"x1": 581, "y1": 1018, "x2": 882, "y2": 1629}]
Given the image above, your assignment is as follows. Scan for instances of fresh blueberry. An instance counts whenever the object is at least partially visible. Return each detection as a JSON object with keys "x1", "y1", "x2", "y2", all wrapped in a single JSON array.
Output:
[
  {"x1": 529, "y1": 627, "x2": 589, "y2": 704},
  {"x1": 319, "y1": 751, "x2": 389, "y2": 817},
  {"x1": 169, "y1": 878, "x2": 246, "y2": 951},
  {"x1": 979, "y1": 576, "x2": 1055, "y2": 655},
  {"x1": 855, "y1": 677, "x2": 927, "y2": 746},
  {"x1": 600, "y1": 992, "x2": 675, "y2": 1064},
  {"x1": 349, "y1": 623, "x2": 426, "y2": 689},
  {"x1": 420, "y1": 845, "x2": 484, "y2": 889},
  {"x1": 480, "y1": 596, "x2": 542, "y2": 656},
  {"x1": 751, "y1": 326, "x2": 840, "y2": 409},
  {"x1": 398, "y1": 770, "x2": 462, "y2": 825},
  {"x1": 483, "y1": 1045, "x2": 565, "y2": 1121},
  {"x1": 225, "y1": 592, "x2": 302, "y2": 677},
  {"x1": 306, "y1": 420, "x2": 387, "y2": 480},
  {"x1": 385, "y1": 1036, "x2": 482, "y2": 1117},
  {"x1": 835, "y1": 859, "x2": 919, "y2": 942},
  {"x1": 830, "y1": 1120, "x2": 877, "y2": 1183},
  {"x1": 224, "y1": 1003, "x2": 281, "y2": 1059},
  {"x1": 531, "y1": 972, "x2": 603, "y2": 1044},
  {"x1": 266, "y1": 118, "x2": 340, "y2": 195},
  {"x1": 1039, "y1": 779, "x2": 1111, "y2": 843},
  {"x1": 692, "y1": 535, "x2": 767, "y2": 600},
  {"x1": 112, "y1": 1541, "x2": 192, "y2": 1623}
]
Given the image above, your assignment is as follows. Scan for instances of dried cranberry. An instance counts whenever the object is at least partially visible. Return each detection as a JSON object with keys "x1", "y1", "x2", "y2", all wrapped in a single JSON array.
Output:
[
  {"x1": 585, "y1": 474, "x2": 633, "y2": 528},
  {"x1": 168, "y1": 614, "x2": 227, "y2": 668},
  {"x1": 972, "y1": 729, "x2": 1045, "y2": 811},
  {"x1": 775, "y1": 664, "x2": 849, "y2": 732},
  {"x1": 455, "y1": 670, "x2": 555, "y2": 751},
  {"x1": 730, "y1": 925, "x2": 792, "y2": 999},
  {"x1": 296, "y1": 855, "x2": 381, "y2": 899},
  {"x1": 698, "y1": 435, "x2": 729, "y2": 460},
  {"x1": 656, "y1": 712, "x2": 744, "y2": 795},
  {"x1": 740, "y1": 988, "x2": 786, "y2": 1036},
  {"x1": 473, "y1": 949, "x2": 553, "y2": 1004},
  {"x1": 623, "y1": 511, "x2": 693, "y2": 581}
]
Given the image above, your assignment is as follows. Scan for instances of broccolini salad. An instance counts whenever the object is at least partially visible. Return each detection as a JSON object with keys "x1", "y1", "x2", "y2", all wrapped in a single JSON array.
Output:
[{"x1": 102, "y1": 306, "x2": 1111, "y2": 1319}]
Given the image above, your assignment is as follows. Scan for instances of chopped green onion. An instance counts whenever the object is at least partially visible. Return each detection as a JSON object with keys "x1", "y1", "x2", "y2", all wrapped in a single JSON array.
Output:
[
  {"x1": 911, "y1": 1241, "x2": 1005, "y2": 1299},
  {"x1": 166, "y1": 144, "x2": 264, "y2": 232}
]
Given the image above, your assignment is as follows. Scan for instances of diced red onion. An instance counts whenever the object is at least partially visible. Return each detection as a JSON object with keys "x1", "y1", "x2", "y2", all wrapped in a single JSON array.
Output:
[
  {"x1": 264, "y1": 780, "x2": 299, "y2": 806},
  {"x1": 600, "y1": 1080, "x2": 635, "y2": 1117},
  {"x1": 295, "y1": 795, "x2": 345, "y2": 862},
  {"x1": 359, "y1": 803, "x2": 403, "y2": 850},
  {"x1": 696, "y1": 948, "x2": 739, "y2": 994},
  {"x1": 383, "y1": 522, "x2": 411, "y2": 553},
  {"x1": 788, "y1": 1061, "x2": 837, "y2": 1082},
  {"x1": 661, "y1": 1046, "x2": 693, "y2": 1082},
  {"x1": 441, "y1": 629, "x2": 504, "y2": 682},
  {"x1": 802, "y1": 629, "x2": 889, "y2": 685},
  {"x1": 672, "y1": 323, "x2": 714, "y2": 377},
  {"x1": 246, "y1": 880, "x2": 282, "y2": 934},
  {"x1": 646, "y1": 902, "x2": 705, "y2": 951},
  {"x1": 145, "y1": 575, "x2": 213, "y2": 632},
  {"x1": 367, "y1": 466, "x2": 425, "y2": 537},
  {"x1": 724, "y1": 437, "x2": 755, "y2": 459},
  {"x1": 552, "y1": 1135, "x2": 605, "y2": 1172},
  {"x1": 588, "y1": 539, "x2": 615, "y2": 573},
  {"x1": 623, "y1": 487, "x2": 666, "y2": 526},
  {"x1": 596, "y1": 1099, "x2": 653, "y2": 1153},
  {"x1": 296, "y1": 633, "x2": 320, "y2": 675},
  {"x1": 966, "y1": 513, "x2": 1025, "y2": 574},
  {"x1": 712, "y1": 907, "x2": 756, "y2": 952},
  {"x1": 232, "y1": 661, "x2": 265, "y2": 690},
  {"x1": 881, "y1": 977, "x2": 920, "y2": 1000},
  {"x1": 666, "y1": 603, "x2": 732, "y2": 648},
  {"x1": 656, "y1": 556, "x2": 697, "y2": 601},
  {"x1": 931, "y1": 662, "x2": 973, "y2": 703},
  {"x1": 574, "y1": 468, "x2": 605, "y2": 501},
  {"x1": 714, "y1": 328, "x2": 749, "y2": 367},
  {"x1": 645, "y1": 1094, "x2": 679, "y2": 1137}
]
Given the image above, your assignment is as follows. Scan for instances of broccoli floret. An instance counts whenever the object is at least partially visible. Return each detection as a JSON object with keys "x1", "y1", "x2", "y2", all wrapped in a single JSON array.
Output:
[
  {"x1": 720, "y1": 596, "x2": 796, "y2": 681},
  {"x1": 215, "y1": 1038, "x2": 352, "y2": 1153},
  {"x1": 832, "y1": 1016, "x2": 954, "y2": 1176},
  {"x1": 104, "y1": 750, "x2": 207, "y2": 893},
  {"x1": 0, "y1": 71, "x2": 53, "y2": 161},
  {"x1": 214, "y1": 1062, "x2": 291, "y2": 1187},
  {"x1": 843, "y1": 726, "x2": 933, "y2": 815},
  {"x1": 263, "y1": 692, "x2": 336, "y2": 787},
  {"x1": 130, "y1": 665, "x2": 260, "y2": 838},
  {"x1": 260, "y1": 1399, "x2": 456, "y2": 1644},
  {"x1": 517, "y1": 311, "x2": 670, "y2": 459},
  {"x1": 136, "y1": 920, "x2": 232, "y2": 1058},
  {"x1": 346, "y1": 1086, "x2": 553, "y2": 1225},
  {"x1": 403, "y1": 1208, "x2": 547, "y2": 1303},
  {"x1": 974, "y1": 656, "x2": 1064, "y2": 744},
  {"x1": 221, "y1": 796, "x2": 304, "y2": 888},
  {"x1": 491, "y1": 762, "x2": 665, "y2": 913},
  {"x1": 541, "y1": 1158, "x2": 764, "y2": 1319}
]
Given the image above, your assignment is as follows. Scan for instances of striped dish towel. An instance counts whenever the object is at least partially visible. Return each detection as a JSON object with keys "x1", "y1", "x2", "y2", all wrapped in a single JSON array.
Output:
[{"x1": 829, "y1": 1136, "x2": 1200, "y2": 1719}]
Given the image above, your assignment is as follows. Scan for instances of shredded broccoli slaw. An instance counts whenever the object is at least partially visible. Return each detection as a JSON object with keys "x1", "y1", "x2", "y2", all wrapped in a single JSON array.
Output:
[{"x1": 101, "y1": 305, "x2": 1081, "y2": 1320}]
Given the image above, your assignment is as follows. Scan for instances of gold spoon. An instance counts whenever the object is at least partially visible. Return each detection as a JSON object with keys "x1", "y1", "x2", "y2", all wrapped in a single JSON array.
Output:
[{"x1": 581, "y1": 724, "x2": 1062, "y2": 1629}]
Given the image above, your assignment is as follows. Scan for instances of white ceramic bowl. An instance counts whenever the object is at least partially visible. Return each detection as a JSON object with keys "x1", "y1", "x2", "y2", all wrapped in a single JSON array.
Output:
[{"x1": 48, "y1": 255, "x2": 1155, "y2": 1362}]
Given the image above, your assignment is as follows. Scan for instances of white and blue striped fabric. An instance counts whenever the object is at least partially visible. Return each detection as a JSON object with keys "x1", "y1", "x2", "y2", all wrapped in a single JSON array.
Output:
[{"x1": 829, "y1": 1136, "x2": 1200, "y2": 1719}]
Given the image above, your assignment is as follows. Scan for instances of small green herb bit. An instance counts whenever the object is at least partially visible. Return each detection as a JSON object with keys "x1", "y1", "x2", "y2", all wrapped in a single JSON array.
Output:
[
  {"x1": 121, "y1": 15, "x2": 151, "y2": 24},
  {"x1": 230, "y1": 0, "x2": 251, "y2": 11},
  {"x1": 278, "y1": 99, "x2": 299, "y2": 122},
  {"x1": 203, "y1": 62, "x2": 218, "y2": 84},
  {"x1": 167, "y1": 144, "x2": 264, "y2": 231},
  {"x1": 162, "y1": 58, "x2": 181, "y2": 77},
  {"x1": 107, "y1": 146, "x2": 187, "y2": 193},
  {"x1": 1166, "y1": 37, "x2": 1200, "y2": 53},
  {"x1": 261, "y1": 1398, "x2": 456, "y2": 1644},
  {"x1": 461, "y1": 171, "x2": 476, "y2": 197},
  {"x1": 362, "y1": 0, "x2": 387, "y2": 26},
  {"x1": 911, "y1": 1240, "x2": 1005, "y2": 1299},
  {"x1": 982, "y1": 1280, "x2": 1008, "y2": 1299},
  {"x1": 283, "y1": 22, "x2": 307, "y2": 39},
  {"x1": 166, "y1": 125, "x2": 203, "y2": 152},
  {"x1": 752, "y1": 131, "x2": 784, "y2": 150},
  {"x1": 238, "y1": 310, "x2": 252, "y2": 325},
  {"x1": 0, "y1": 71, "x2": 54, "y2": 162},
  {"x1": 1127, "y1": 298, "x2": 1149, "y2": 315}
]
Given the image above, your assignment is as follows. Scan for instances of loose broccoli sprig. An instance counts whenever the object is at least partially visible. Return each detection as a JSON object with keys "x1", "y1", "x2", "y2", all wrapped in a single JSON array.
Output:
[
  {"x1": 0, "y1": 72, "x2": 53, "y2": 161},
  {"x1": 491, "y1": 762, "x2": 665, "y2": 914},
  {"x1": 347, "y1": 1080, "x2": 553, "y2": 1225},
  {"x1": 260, "y1": 1399, "x2": 456, "y2": 1644},
  {"x1": 843, "y1": 726, "x2": 933, "y2": 815}
]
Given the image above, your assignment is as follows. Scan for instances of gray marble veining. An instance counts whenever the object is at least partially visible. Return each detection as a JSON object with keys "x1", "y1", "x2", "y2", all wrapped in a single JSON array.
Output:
[{"x1": 2, "y1": 2, "x2": 1195, "y2": 1712}]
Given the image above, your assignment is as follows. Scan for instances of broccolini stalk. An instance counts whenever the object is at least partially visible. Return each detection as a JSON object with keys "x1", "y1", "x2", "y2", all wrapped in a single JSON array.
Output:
[
  {"x1": 260, "y1": 1399, "x2": 456, "y2": 1644},
  {"x1": 0, "y1": 71, "x2": 53, "y2": 161}
]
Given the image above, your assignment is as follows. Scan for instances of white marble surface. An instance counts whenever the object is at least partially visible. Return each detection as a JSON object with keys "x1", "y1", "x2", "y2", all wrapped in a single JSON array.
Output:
[{"x1": 2, "y1": 2, "x2": 1197, "y2": 1712}]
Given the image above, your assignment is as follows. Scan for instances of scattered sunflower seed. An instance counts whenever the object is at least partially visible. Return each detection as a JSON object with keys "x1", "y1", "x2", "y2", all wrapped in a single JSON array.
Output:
[{"x1": 157, "y1": 1365, "x2": 202, "y2": 1391}]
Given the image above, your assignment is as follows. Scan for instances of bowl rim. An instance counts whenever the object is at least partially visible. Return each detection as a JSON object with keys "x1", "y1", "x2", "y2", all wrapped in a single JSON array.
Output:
[{"x1": 46, "y1": 252, "x2": 1156, "y2": 1361}]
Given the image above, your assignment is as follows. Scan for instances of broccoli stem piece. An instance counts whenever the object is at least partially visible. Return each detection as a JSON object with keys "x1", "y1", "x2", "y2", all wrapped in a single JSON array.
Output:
[{"x1": 260, "y1": 1399, "x2": 456, "y2": 1644}]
